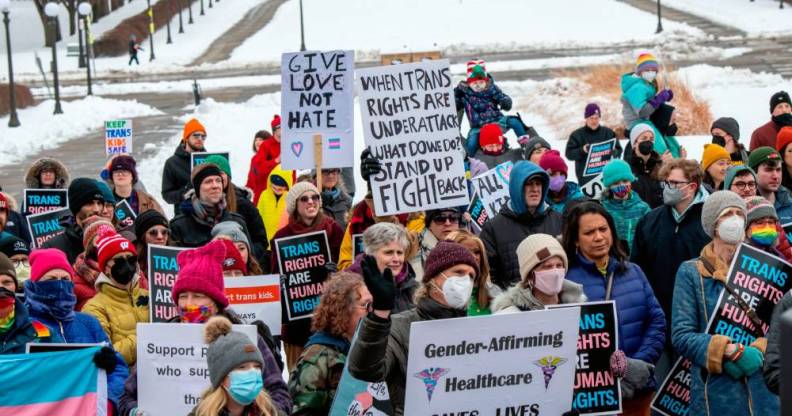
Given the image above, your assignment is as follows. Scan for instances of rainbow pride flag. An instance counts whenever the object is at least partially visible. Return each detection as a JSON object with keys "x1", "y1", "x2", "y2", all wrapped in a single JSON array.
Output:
[{"x1": 0, "y1": 346, "x2": 107, "y2": 415}]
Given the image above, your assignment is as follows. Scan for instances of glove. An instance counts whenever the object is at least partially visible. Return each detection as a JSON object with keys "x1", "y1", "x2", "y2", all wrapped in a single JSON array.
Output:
[
  {"x1": 609, "y1": 350, "x2": 627, "y2": 378},
  {"x1": 665, "y1": 89, "x2": 674, "y2": 101},
  {"x1": 361, "y1": 255, "x2": 395, "y2": 311},
  {"x1": 734, "y1": 346, "x2": 764, "y2": 376},
  {"x1": 93, "y1": 346, "x2": 116, "y2": 375},
  {"x1": 517, "y1": 135, "x2": 531, "y2": 146},
  {"x1": 136, "y1": 295, "x2": 149, "y2": 307},
  {"x1": 324, "y1": 262, "x2": 338, "y2": 274},
  {"x1": 648, "y1": 90, "x2": 673, "y2": 109},
  {"x1": 360, "y1": 148, "x2": 383, "y2": 182},
  {"x1": 723, "y1": 360, "x2": 745, "y2": 380}
]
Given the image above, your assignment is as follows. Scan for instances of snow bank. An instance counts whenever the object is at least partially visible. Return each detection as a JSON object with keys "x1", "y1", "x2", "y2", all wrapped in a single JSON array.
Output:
[{"x1": 663, "y1": 0, "x2": 792, "y2": 35}]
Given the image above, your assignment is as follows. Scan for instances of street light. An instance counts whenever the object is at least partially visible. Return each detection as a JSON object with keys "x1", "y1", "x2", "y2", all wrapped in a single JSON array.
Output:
[
  {"x1": 0, "y1": 0, "x2": 20, "y2": 127},
  {"x1": 44, "y1": 2, "x2": 63, "y2": 114},
  {"x1": 208, "y1": 0, "x2": 212, "y2": 9},
  {"x1": 78, "y1": 1, "x2": 92, "y2": 95},
  {"x1": 655, "y1": 0, "x2": 663, "y2": 34},
  {"x1": 165, "y1": 2, "x2": 172, "y2": 44},
  {"x1": 299, "y1": 0, "x2": 305, "y2": 51},
  {"x1": 146, "y1": 0, "x2": 155, "y2": 61},
  {"x1": 188, "y1": 0, "x2": 193, "y2": 24}
]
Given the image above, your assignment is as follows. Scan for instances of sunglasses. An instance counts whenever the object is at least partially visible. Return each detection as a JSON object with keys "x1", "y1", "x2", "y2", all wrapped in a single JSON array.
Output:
[
  {"x1": 432, "y1": 213, "x2": 461, "y2": 225},
  {"x1": 147, "y1": 228, "x2": 170, "y2": 238},
  {"x1": 299, "y1": 194, "x2": 321, "y2": 204}
]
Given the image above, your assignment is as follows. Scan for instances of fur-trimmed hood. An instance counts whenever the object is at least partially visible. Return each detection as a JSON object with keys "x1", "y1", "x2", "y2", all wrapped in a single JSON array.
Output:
[
  {"x1": 491, "y1": 279, "x2": 586, "y2": 313},
  {"x1": 25, "y1": 157, "x2": 70, "y2": 189}
]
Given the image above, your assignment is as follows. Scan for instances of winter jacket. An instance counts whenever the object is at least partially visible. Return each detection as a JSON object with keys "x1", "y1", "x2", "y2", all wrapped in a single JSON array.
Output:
[
  {"x1": 620, "y1": 73, "x2": 658, "y2": 130},
  {"x1": 475, "y1": 146, "x2": 526, "y2": 170},
  {"x1": 72, "y1": 253, "x2": 102, "y2": 311},
  {"x1": 161, "y1": 143, "x2": 192, "y2": 212},
  {"x1": 565, "y1": 125, "x2": 622, "y2": 186},
  {"x1": 629, "y1": 152, "x2": 663, "y2": 209},
  {"x1": 321, "y1": 187, "x2": 353, "y2": 233},
  {"x1": 347, "y1": 297, "x2": 466, "y2": 416},
  {"x1": 750, "y1": 119, "x2": 781, "y2": 151},
  {"x1": 169, "y1": 203, "x2": 250, "y2": 249},
  {"x1": 41, "y1": 219, "x2": 84, "y2": 264},
  {"x1": 764, "y1": 290, "x2": 792, "y2": 394},
  {"x1": 256, "y1": 165, "x2": 293, "y2": 245},
  {"x1": 24, "y1": 157, "x2": 70, "y2": 189},
  {"x1": 349, "y1": 253, "x2": 417, "y2": 314},
  {"x1": 631, "y1": 200, "x2": 710, "y2": 321},
  {"x1": 248, "y1": 138, "x2": 282, "y2": 205},
  {"x1": 454, "y1": 75, "x2": 512, "y2": 129},
  {"x1": 231, "y1": 185, "x2": 269, "y2": 263},
  {"x1": 110, "y1": 187, "x2": 164, "y2": 217},
  {"x1": 119, "y1": 308, "x2": 292, "y2": 415},
  {"x1": 0, "y1": 193, "x2": 31, "y2": 244},
  {"x1": 545, "y1": 181, "x2": 584, "y2": 214},
  {"x1": 81, "y1": 274, "x2": 149, "y2": 365},
  {"x1": 566, "y1": 253, "x2": 665, "y2": 368},
  {"x1": 480, "y1": 161, "x2": 563, "y2": 289},
  {"x1": 491, "y1": 280, "x2": 586, "y2": 314},
  {"x1": 773, "y1": 185, "x2": 792, "y2": 224},
  {"x1": 0, "y1": 301, "x2": 55, "y2": 354},
  {"x1": 288, "y1": 331, "x2": 350, "y2": 415},
  {"x1": 601, "y1": 191, "x2": 651, "y2": 255},
  {"x1": 672, "y1": 244, "x2": 778, "y2": 415}
]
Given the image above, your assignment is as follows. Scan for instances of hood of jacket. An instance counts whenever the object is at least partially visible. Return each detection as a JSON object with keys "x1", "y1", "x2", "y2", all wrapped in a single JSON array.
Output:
[
  {"x1": 620, "y1": 72, "x2": 646, "y2": 94},
  {"x1": 491, "y1": 280, "x2": 587, "y2": 313},
  {"x1": 304, "y1": 330, "x2": 351, "y2": 354},
  {"x1": 265, "y1": 164, "x2": 294, "y2": 195},
  {"x1": 509, "y1": 161, "x2": 550, "y2": 215},
  {"x1": 25, "y1": 157, "x2": 70, "y2": 189},
  {"x1": 173, "y1": 142, "x2": 192, "y2": 160}
]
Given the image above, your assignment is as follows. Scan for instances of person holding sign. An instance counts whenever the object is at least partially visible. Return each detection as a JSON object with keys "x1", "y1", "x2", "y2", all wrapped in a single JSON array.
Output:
[
  {"x1": 672, "y1": 191, "x2": 778, "y2": 415},
  {"x1": 600, "y1": 159, "x2": 650, "y2": 255},
  {"x1": 563, "y1": 201, "x2": 665, "y2": 412},
  {"x1": 24, "y1": 157, "x2": 70, "y2": 190},
  {"x1": 565, "y1": 103, "x2": 622, "y2": 187},
  {"x1": 348, "y1": 241, "x2": 480, "y2": 415},
  {"x1": 289, "y1": 272, "x2": 373, "y2": 415},
  {"x1": 491, "y1": 233, "x2": 585, "y2": 314},
  {"x1": 189, "y1": 316, "x2": 281, "y2": 416},
  {"x1": 42, "y1": 178, "x2": 107, "y2": 264},
  {"x1": 162, "y1": 118, "x2": 208, "y2": 214},
  {"x1": 107, "y1": 155, "x2": 164, "y2": 216},
  {"x1": 701, "y1": 144, "x2": 731, "y2": 193},
  {"x1": 539, "y1": 150, "x2": 584, "y2": 214}
]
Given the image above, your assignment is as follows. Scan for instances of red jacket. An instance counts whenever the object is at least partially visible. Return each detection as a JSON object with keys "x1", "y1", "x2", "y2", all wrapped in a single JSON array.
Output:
[
  {"x1": 750, "y1": 120, "x2": 780, "y2": 151},
  {"x1": 247, "y1": 138, "x2": 281, "y2": 204}
]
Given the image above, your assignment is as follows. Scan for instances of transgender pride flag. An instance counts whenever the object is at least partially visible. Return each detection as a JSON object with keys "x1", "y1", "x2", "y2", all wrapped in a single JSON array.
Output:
[{"x1": 0, "y1": 346, "x2": 107, "y2": 415}]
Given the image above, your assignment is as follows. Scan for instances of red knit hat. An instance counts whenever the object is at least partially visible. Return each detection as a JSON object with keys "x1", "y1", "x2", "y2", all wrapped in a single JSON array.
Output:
[
  {"x1": 777, "y1": 126, "x2": 792, "y2": 152},
  {"x1": 96, "y1": 232, "x2": 137, "y2": 272},
  {"x1": 479, "y1": 123, "x2": 504, "y2": 148},
  {"x1": 271, "y1": 115, "x2": 281, "y2": 130},
  {"x1": 173, "y1": 240, "x2": 229, "y2": 308},
  {"x1": 0, "y1": 193, "x2": 7, "y2": 212},
  {"x1": 219, "y1": 239, "x2": 247, "y2": 275},
  {"x1": 182, "y1": 118, "x2": 206, "y2": 142},
  {"x1": 30, "y1": 248, "x2": 74, "y2": 282},
  {"x1": 539, "y1": 150, "x2": 568, "y2": 177}
]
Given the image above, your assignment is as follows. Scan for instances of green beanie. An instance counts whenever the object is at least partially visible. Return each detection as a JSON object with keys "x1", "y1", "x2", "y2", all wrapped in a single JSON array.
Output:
[
  {"x1": 723, "y1": 165, "x2": 756, "y2": 191},
  {"x1": 204, "y1": 155, "x2": 231, "y2": 178},
  {"x1": 601, "y1": 159, "x2": 635, "y2": 187},
  {"x1": 747, "y1": 146, "x2": 781, "y2": 171}
]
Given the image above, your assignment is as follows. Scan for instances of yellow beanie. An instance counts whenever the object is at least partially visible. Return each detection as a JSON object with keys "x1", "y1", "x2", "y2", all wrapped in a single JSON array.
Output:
[{"x1": 701, "y1": 144, "x2": 730, "y2": 171}]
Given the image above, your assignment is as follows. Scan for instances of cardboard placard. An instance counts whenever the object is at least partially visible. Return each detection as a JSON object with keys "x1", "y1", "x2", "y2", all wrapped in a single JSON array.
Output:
[
  {"x1": 224, "y1": 275, "x2": 282, "y2": 336},
  {"x1": 471, "y1": 161, "x2": 512, "y2": 218},
  {"x1": 352, "y1": 234, "x2": 364, "y2": 259},
  {"x1": 274, "y1": 230, "x2": 331, "y2": 321},
  {"x1": 280, "y1": 50, "x2": 355, "y2": 170},
  {"x1": 147, "y1": 245, "x2": 187, "y2": 323},
  {"x1": 329, "y1": 326, "x2": 392, "y2": 415},
  {"x1": 190, "y1": 152, "x2": 229, "y2": 169},
  {"x1": 105, "y1": 119, "x2": 133, "y2": 156},
  {"x1": 114, "y1": 200, "x2": 137, "y2": 230},
  {"x1": 583, "y1": 139, "x2": 617, "y2": 178},
  {"x1": 26, "y1": 207, "x2": 71, "y2": 248},
  {"x1": 22, "y1": 188, "x2": 68, "y2": 215},
  {"x1": 357, "y1": 59, "x2": 468, "y2": 216}
]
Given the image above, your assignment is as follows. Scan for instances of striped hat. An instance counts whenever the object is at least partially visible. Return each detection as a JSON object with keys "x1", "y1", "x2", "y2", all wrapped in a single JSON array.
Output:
[
  {"x1": 467, "y1": 59, "x2": 487, "y2": 83},
  {"x1": 96, "y1": 232, "x2": 136, "y2": 272},
  {"x1": 635, "y1": 53, "x2": 659, "y2": 74}
]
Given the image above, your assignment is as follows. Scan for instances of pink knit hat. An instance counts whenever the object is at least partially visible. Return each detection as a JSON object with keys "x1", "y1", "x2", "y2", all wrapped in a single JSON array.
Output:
[
  {"x1": 30, "y1": 248, "x2": 74, "y2": 282},
  {"x1": 172, "y1": 240, "x2": 229, "y2": 308}
]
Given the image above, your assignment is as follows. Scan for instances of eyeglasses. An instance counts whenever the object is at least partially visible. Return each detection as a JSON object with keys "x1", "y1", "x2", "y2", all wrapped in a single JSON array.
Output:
[
  {"x1": 432, "y1": 213, "x2": 461, "y2": 225},
  {"x1": 13, "y1": 260, "x2": 29, "y2": 268},
  {"x1": 299, "y1": 194, "x2": 321, "y2": 204},
  {"x1": 147, "y1": 228, "x2": 170, "y2": 238},
  {"x1": 732, "y1": 181, "x2": 756, "y2": 191},
  {"x1": 354, "y1": 301, "x2": 373, "y2": 313},
  {"x1": 662, "y1": 180, "x2": 691, "y2": 190},
  {"x1": 191, "y1": 133, "x2": 207, "y2": 140}
]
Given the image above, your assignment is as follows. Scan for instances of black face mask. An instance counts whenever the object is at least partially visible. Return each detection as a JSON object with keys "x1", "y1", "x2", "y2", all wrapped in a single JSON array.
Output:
[
  {"x1": 665, "y1": 123, "x2": 678, "y2": 137},
  {"x1": 637, "y1": 141, "x2": 654, "y2": 156},
  {"x1": 110, "y1": 257, "x2": 138, "y2": 286},
  {"x1": 773, "y1": 113, "x2": 792, "y2": 127},
  {"x1": 712, "y1": 135, "x2": 726, "y2": 147}
]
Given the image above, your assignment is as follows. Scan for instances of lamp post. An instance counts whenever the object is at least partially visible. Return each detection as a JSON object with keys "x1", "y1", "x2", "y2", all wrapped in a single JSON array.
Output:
[
  {"x1": 44, "y1": 2, "x2": 62, "y2": 114},
  {"x1": 177, "y1": 0, "x2": 184, "y2": 33},
  {"x1": 208, "y1": 0, "x2": 212, "y2": 9},
  {"x1": 146, "y1": 0, "x2": 155, "y2": 61},
  {"x1": 299, "y1": 0, "x2": 305, "y2": 51},
  {"x1": 188, "y1": 0, "x2": 193, "y2": 24},
  {"x1": 199, "y1": 0, "x2": 204, "y2": 15},
  {"x1": 76, "y1": 9, "x2": 85, "y2": 68},
  {"x1": 165, "y1": 2, "x2": 172, "y2": 44},
  {"x1": 655, "y1": 0, "x2": 663, "y2": 34},
  {"x1": 0, "y1": 0, "x2": 20, "y2": 127},
  {"x1": 78, "y1": 2, "x2": 91, "y2": 95}
]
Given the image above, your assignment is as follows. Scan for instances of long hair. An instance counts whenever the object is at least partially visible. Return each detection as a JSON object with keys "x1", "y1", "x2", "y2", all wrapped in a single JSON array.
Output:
[
  {"x1": 194, "y1": 384, "x2": 276, "y2": 416},
  {"x1": 445, "y1": 230, "x2": 491, "y2": 308},
  {"x1": 562, "y1": 200, "x2": 627, "y2": 273},
  {"x1": 311, "y1": 272, "x2": 364, "y2": 338},
  {"x1": 247, "y1": 254, "x2": 264, "y2": 275},
  {"x1": 226, "y1": 181, "x2": 239, "y2": 213}
]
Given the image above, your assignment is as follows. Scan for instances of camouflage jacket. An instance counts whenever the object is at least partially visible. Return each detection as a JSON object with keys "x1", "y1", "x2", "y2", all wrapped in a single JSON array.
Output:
[{"x1": 288, "y1": 332, "x2": 350, "y2": 415}]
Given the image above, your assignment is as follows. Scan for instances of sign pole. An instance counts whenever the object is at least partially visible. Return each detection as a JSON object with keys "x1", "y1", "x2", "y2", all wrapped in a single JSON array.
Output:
[{"x1": 314, "y1": 133, "x2": 323, "y2": 186}]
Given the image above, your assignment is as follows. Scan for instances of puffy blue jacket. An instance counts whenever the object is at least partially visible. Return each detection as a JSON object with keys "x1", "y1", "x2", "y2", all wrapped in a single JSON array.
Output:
[
  {"x1": 454, "y1": 75, "x2": 512, "y2": 129},
  {"x1": 566, "y1": 253, "x2": 665, "y2": 367}
]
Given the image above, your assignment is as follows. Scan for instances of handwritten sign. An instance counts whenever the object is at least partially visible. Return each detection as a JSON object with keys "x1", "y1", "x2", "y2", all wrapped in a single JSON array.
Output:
[
  {"x1": 22, "y1": 189, "x2": 68, "y2": 215},
  {"x1": 147, "y1": 245, "x2": 187, "y2": 323},
  {"x1": 26, "y1": 207, "x2": 70, "y2": 248},
  {"x1": 583, "y1": 139, "x2": 617, "y2": 177},
  {"x1": 105, "y1": 119, "x2": 133, "y2": 156},
  {"x1": 274, "y1": 230, "x2": 331, "y2": 321},
  {"x1": 224, "y1": 275, "x2": 282, "y2": 336},
  {"x1": 114, "y1": 200, "x2": 136, "y2": 230},
  {"x1": 471, "y1": 161, "x2": 512, "y2": 218},
  {"x1": 190, "y1": 152, "x2": 229, "y2": 169}
]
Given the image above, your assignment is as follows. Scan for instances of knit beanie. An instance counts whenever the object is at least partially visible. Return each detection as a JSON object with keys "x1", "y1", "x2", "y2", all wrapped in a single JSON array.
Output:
[
  {"x1": 203, "y1": 316, "x2": 264, "y2": 389},
  {"x1": 701, "y1": 191, "x2": 747, "y2": 238},
  {"x1": 424, "y1": 208, "x2": 462, "y2": 228},
  {"x1": 601, "y1": 159, "x2": 636, "y2": 187},
  {"x1": 635, "y1": 53, "x2": 659, "y2": 74},
  {"x1": 29, "y1": 248, "x2": 74, "y2": 283},
  {"x1": 584, "y1": 103, "x2": 601, "y2": 119},
  {"x1": 191, "y1": 163, "x2": 223, "y2": 197},
  {"x1": 517, "y1": 234, "x2": 568, "y2": 280},
  {"x1": 271, "y1": 115, "x2": 281, "y2": 130},
  {"x1": 747, "y1": 146, "x2": 781, "y2": 170},
  {"x1": 173, "y1": 240, "x2": 229, "y2": 308},
  {"x1": 96, "y1": 180, "x2": 116, "y2": 204},
  {"x1": 538, "y1": 150, "x2": 568, "y2": 176},
  {"x1": 479, "y1": 123, "x2": 504, "y2": 148},
  {"x1": 134, "y1": 209, "x2": 169, "y2": 242},
  {"x1": 524, "y1": 136, "x2": 552, "y2": 154},
  {"x1": 711, "y1": 117, "x2": 740, "y2": 141},
  {"x1": 744, "y1": 196, "x2": 777, "y2": 226},
  {"x1": 723, "y1": 165, "x2": 756, "y2": 191},
  {"x1": 466, "y1": 59, "x2": 487, "y2": 84},
  {"x1": 211, "y1": 221, "x2": 250, "y2": 249},
  {"x1": 0, "y1": 193, "x2": 6, "y2": 212},
  {"x1": 770, "y1": 91, "x2": 791, "y2": 114},
  {"x1": 777, "y1": 126, "x2": 792, "y2": 152},
  {"x1": 0, "y1": 235, "x2": 29, "y2": 258},
  {"x1": 108, "y1": 155, "x2": 138, "y2": 184},
  {"x1": 422, "y1": 241, "x2": 479, "y2": 283},
  {"x1": 0, "y1": 253, "x2": 16, "y2": 289},
  {"x1": 182, "y1": 118, "x2": 206, "y2": 142},
  {"x1": 286, "y1": 181, "x2": 322, "y2": 216},
  {"x1": 629, "y1": 123, "x2": 655, "y2": 148},
  {"x1": 204, "y1": 155, "x2": 231, "y2": 179},
  {"x1": 82, "y1": 215, "x2": 116, "y2": 250},
  {"x1": 701, "y1": 144, "x2": 730, "y2": 171},
  {"x1": 219, "y1": 239, "x2": 247, "y2": 275},
  {"x1": 68, "y1": 178, "x2": 105, "y2": 215},
  {"x1": 96, "y1": 232, "x2": 137, "y2": 272}
]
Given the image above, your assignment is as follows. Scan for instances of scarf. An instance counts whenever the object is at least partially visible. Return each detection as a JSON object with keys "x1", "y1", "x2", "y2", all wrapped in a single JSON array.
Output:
[
  {"x1": 0, "y1": 307, "x2": 14, "y2": 333},
  {"x1": 24, "y1": 279, "x2": 77, "y2": 322},
  {"x1": 192, "y1": 195, "x2": 228, "y2": 227},
  {"x1": 73, "y1": 253, "x2": 101, "y2": 288}
]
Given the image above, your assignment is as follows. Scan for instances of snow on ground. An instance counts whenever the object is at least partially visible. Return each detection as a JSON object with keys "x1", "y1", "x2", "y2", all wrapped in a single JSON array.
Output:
[
  {"x1": 663, "y1": 0, "x2": 792, "y2": 35},
  {"x1": 229, "y1": 0, "x2": 705, "y2": 64},
  {"x1": 0, "y1": 96, "x2": 162, "y2": 167}
]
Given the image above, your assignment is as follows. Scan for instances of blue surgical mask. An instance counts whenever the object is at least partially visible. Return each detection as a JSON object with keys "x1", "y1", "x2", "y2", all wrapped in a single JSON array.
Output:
[{"x1": 226, "y1": 368, "x2": 263, "y2": 405}]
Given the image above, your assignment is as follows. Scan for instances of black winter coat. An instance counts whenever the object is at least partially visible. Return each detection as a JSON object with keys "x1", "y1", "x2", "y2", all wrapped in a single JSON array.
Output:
[
  {"x1": 6, "y1": 209, "x2": 32, "y2": 245},
  {"x1": 41, "y1": 219, "x2": 83, "y2": 264},
  {"x1": 565, "y1": 125, "x2": 621, "y2": 186},
  {"x1": 169, "y1": 207, "x2": 250, "y2": 249},
  {"x1": 475, "y1": 146, "x2": 526, "y2": 170},
  {"x1": 232, "y1": 186, "x2": 269, "y2": 265},
  {"x1": 629, "y1": 152, "x2": 663, "y2": 209},
  {"x1": 764, "y1": 290, "x2": 792, "y2": 394},
  {"x1": 479, "y1": 206, "x2": 563, "y2": 290},
  {"x1": 161, "y1": 143, "x2": 192, "y2": 213}
]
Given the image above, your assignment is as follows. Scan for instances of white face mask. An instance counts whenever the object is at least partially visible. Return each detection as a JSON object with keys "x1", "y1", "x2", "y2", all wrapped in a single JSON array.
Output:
[
  {"x1": 717, "y1": 215, "x2": 745, "y2": 244},
  {"x1": 439, "y1": 273, "x2": 474, "y2": 310},
  {"x1": 641, "y1": 71, "x2": 657, "y2": 82},
  {"x1": 533, "y1": 268, "x2": 565, "y2": 295}
]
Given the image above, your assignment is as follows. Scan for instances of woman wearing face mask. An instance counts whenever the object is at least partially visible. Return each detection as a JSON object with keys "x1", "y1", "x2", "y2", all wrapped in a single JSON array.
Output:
[
  {"x1": 742, "y1": 196, "x2": 792, "y2": 263},
  {"x1": 348, "y1": 241, "x2": 479, "y2": 415},
  {"x1": 701, "y1": 144, "x2": 731, "y2": 193},
  {"x1": 445, "y1": 230, "x2": 498, "y2": 316},
  {"x1": 190, "y1": 316, "x2": 283, "y2": 416},
  {"x1": 711, "y1": 117, "x2": 749, "y2": 166},
  {"x1": 672, "y1": 191, "x2": 778, "y2": 415},
  {"x1": 491, "y1": 234, "x2": 585, "y2": 314},
  {"x1": 82, "y1": 231, "x2": 149, "y2": 365},
  {"x1": 24, "y1": 249, "x2": 129, "y2": 410},
  {"x1": 600, "y1": 160, "x2": 650, "y2": 255},
  {"x1": 0, "y1": 253, "x2": 57, "y2": 354},
  {"x1": 628, "y1": 124, "x2": 664, "y2": 208},
  {"x1": 73, "y1": 216, "x2": 117, "y2": 310},
  {"x1": 288, "y1": 272, "x2": 373, "y2": 415},
  {"x1": 563, "y1": 201, "x2": 665, "y2": 413},
  {"x1": 538, "y1": 150, "x2": 584, "y2": 214},
  {"x1": 0, "y1": 234, "x2": 30, "y2": 292},
  {"x1": 621, "y1": 53, "x2": 675, "y2": 158}
]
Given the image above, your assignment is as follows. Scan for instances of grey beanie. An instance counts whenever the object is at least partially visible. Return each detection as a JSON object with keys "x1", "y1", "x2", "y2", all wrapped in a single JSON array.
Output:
[
  {"x1": 524, "y1": 136, "x2": 552, "y2": 154},
  {"x1": 285, "y1": 181, "x2": 322, "y2": 216},
  {"x1": 711, "y1": 117, "x2": 740, "y2": 141},
  {"x1": 203, "y1": 316, "x2": 264, "y2": 389},
  {"x1": 211, "y1": 221, "x2": 250, "y2": 249},
  {"x1": 701, "y1": 191, "x2": 747, "y2": 238}
]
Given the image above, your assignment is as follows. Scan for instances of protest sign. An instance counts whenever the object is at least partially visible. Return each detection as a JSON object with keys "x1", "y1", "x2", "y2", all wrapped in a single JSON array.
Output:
[
  {"x1": 224, "y1": 274, "x2": 282, "y2": 336},
  {"x1": 783, "y1": 222, "x2": 792, "y2": 244},
  {"x1": 357, "y1": 59, "x2": 468, "y2": 216},
  {"x1": 190, "y1": 152, "x2": 229, "y2": 169},
  {"x1": 549, "y1": 301, "x2": 621, "y2": 415},
  {"x1": 22, "y1": 188, "x2": 68, "y2": 215},
  {"x1": 26, "y1": 207, "x2": 70, "y2": 248},
  {"x1": 471, "y1": 161, "x2": 512, "y2": 218},
  {"x1": 114, "y1": 200, "x2": 136, "y2": 230},
  {"x1": 404, "y1": 308, "x2": 579, "y2": 415},
  {"x1": 352, "y1": 234, "x2": 364, "y2": 259},
  {"x1": 148, "y1": 245, "x2": 187, "y2": 323},
  {"x1": 274, "y1": 230, "x2": 331, "y2": 321},
  {"x1": 580, "y1": 174, "x2": 604, "y2": 200},
  {"x1": 651, "y1": 358, "x2": 692, "y2": 416},
  {"x1": 280, "y1": 50, "x2": 355, "y2": 170},
  {"x1": 330, "y1": 327, "x2": 392, "y2": 416},
  {"x1": 105, "y1": 119, "x2": 133, "y2": 156},
  {"x1": 467, "y1": 192, "x2": 489, "y2": 234},
  {"x1": 583, "y1": 139, "x2": 617, "y2": 178},
  {"x1": 136, "y1": 323, "x2": 256, "y2": 416}
]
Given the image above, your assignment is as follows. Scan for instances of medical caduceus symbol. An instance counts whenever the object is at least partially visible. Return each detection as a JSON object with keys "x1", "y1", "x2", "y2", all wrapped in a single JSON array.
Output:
[
  {"x1": 533, "y1": 356, "x2": 568, "y2": 389},
  {"x1": 414, "y1": 367, "x2": 450, "y2": 402}
]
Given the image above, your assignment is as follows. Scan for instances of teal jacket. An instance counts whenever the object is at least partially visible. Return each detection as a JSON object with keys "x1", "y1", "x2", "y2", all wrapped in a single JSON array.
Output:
[
  {"x1": 545, "y1": 181, "x2": 584, "y2": 214},
  {"x1": 620, "y1": 74, "x2": 681, "y2": 158},
  {"x1": 601, "y1": 191, "x2": 650, "y2": 255}
]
